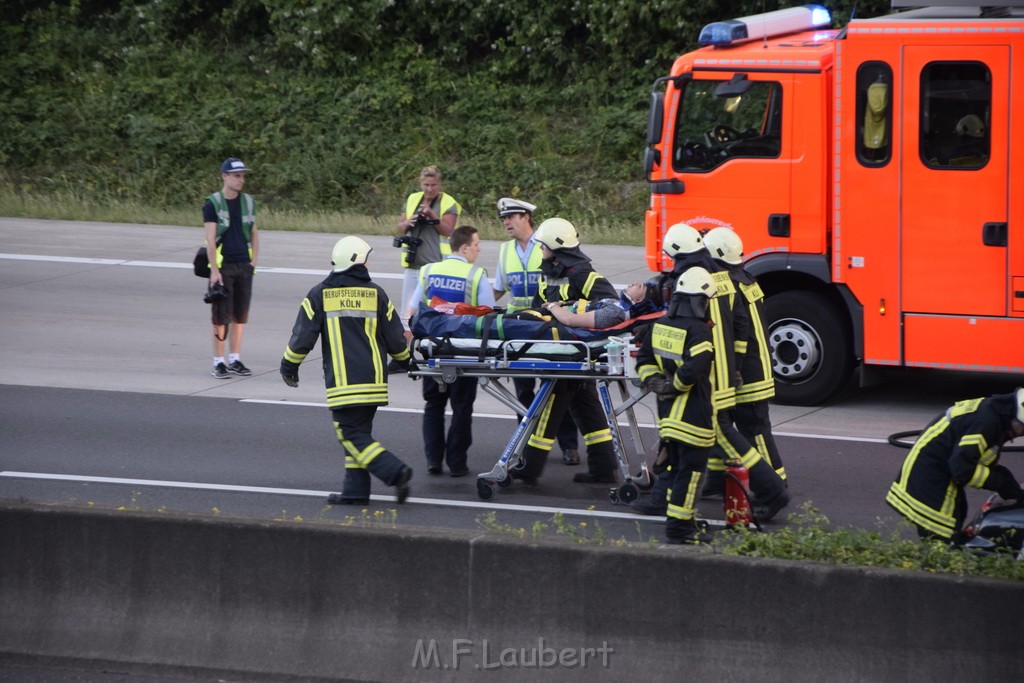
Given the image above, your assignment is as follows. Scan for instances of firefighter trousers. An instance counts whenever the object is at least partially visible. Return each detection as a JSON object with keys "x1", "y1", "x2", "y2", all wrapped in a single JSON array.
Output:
[
  {"x1": 713, "y1": 408, "x2": 786, "y2": 503},
  {"x1": 665, "y1": 441, "x2": 710, "y2": 542},
  {"x1": 332, "y1": 406, "x2": 408, "y2": 498},
  {"x1": 733, "y1": 400, "x2": 786, "y2": 481}
]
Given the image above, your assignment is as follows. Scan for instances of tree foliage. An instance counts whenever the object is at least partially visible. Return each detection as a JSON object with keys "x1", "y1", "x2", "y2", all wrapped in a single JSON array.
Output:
[{"x1": 0, "y1": 0, "x2": 890, "y2": 222}]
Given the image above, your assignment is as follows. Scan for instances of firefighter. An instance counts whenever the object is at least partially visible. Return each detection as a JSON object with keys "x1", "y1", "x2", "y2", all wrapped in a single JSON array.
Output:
[
  {"x1": 281, "y1": 236, "x2": 413, "y2": 505},
  {"x1": 512, "y1": 217, "x2": 619, "y2": 485},
  {"x1": 703, "y1": 227, "x2": 786, "y2": 482},
  {"x1": 631, "y1": 223, "x2": 789, "y2": 522},
  {"x1": 636, "y1": 267, "x2": 717, "y2": 544},
  {"x1": 886, "y1": 389, "x2": 1024, "y2": 541}
]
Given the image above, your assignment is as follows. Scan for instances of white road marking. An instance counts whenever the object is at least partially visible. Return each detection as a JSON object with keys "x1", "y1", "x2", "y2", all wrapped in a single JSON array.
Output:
[{"x1": 0, "y1": 470, "x2": 673, "y2": 524}]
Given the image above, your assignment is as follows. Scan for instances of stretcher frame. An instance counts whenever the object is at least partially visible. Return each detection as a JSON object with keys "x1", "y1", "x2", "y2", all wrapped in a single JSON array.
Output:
[{"x1": 410, "y1": 336, "x2": 654, "y2": 502}]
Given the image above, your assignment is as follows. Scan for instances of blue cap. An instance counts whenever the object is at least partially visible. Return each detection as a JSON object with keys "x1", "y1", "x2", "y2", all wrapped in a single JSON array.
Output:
[{"x1": 220, "y1": 158, "x2": 252, "y2": 174}]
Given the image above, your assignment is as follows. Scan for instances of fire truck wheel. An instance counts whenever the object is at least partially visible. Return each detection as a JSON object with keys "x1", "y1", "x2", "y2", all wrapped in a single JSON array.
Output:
[{"x1": 765, "y1": 290, "x2": 853, "y2": 406}]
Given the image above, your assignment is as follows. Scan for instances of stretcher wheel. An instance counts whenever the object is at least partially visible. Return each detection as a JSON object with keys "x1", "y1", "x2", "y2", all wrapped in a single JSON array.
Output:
[
  {"x1": 497, "y1": 474, "x2": 513, "y2": 488},
  {"x1": 608, "y1": 488, "x2": 620, "y2": 504},
  {"x1": 477, "y1": 479, "x2": 495, "y2": 500},
  {"x1": 616, "y1": 482, "x2": 640, "y2": 505}
]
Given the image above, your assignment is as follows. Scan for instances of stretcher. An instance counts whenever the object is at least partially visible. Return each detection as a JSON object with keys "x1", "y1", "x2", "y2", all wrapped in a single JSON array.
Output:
[{"x1": 409, "y1": 327, "x2": 656, "y2": 503}]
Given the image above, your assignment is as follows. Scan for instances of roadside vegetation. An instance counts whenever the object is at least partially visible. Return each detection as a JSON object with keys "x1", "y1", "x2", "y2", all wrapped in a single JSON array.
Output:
[{"x1": 0, "y1": 0, "x2": 885, "y2": 239}]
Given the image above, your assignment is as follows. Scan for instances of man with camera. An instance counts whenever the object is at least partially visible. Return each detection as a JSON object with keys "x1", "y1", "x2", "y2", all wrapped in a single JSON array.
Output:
[
  {"x1": 394, "y1": 166, "x2": 462, "y2": 339},
  {"x1": 203, "y1": 157, "x2": 260, "y2": 379}
]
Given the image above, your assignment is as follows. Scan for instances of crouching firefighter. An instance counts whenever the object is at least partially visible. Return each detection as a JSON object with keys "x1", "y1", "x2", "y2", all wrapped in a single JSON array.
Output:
[
  {"x1": 886, "y1": 388, "x2": 1024, "y2": 541},
  {"x1": 635, "y1": 267, "x2": 718, "y2": 545},
  {"x1": 280, "y1": 236, "x2": 413, "y2": 505}
]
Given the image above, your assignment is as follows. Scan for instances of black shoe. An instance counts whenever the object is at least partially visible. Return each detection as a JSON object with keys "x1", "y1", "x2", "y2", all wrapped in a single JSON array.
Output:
[
  {"x1": 394, "y1": 466, "x2": 412, "y2": 504},
  {"x1": 427, "y1": 464, "x2": 443, "y2": 475},
  {"x1": 573, "y1": 472, "x2": 618, "y2": 484},
  {"x1": 752, "y1": 488, "x2": 791, "y2": 523},
  {"x1": 629, "y1": 499, "x2": 668, "y2": 516},
  {"x1": 561, "y1": 449, "x2": 580, "y2": 466},
  {"x1": 326, "y1": 493, "x2": 370, "y2": 505},
  {"x1": 449, "y1": 468, "x2": 470, "y2": 478},
  {"x1": 511, "y1": 472, "x2": 539, "y2": 487},
  {"x1": 211, "y1": 362, "x2": 230, "y2": 379},
  {"x1": 227, "y1": 360, "x2": 252, "y2": 376},
  {"x1": 665, "y1": 521, "x2": 711, "y2": 544}
]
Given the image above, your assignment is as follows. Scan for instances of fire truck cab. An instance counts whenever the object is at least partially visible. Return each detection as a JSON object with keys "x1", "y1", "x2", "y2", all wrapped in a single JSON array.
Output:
[{"x1": 644, "y1": 1, "x2": 1024, "y2": 405}]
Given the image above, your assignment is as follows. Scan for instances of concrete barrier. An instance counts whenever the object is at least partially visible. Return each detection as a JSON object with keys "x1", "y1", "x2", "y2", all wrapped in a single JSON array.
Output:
[{"x1": 1, "y1": 502, "x2": 1022, "y2": 681}]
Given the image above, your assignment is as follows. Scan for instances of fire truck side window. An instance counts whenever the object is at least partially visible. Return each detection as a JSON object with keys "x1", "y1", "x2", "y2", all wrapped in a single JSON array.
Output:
[
  {"x1": 672, "y1": 79, "x2": 782, "y2": 173},
  {"x1": 856, "y1": 63, "x2": 893, "y2": 167},
  {"x1": 919, "y1": 61, "x2": 991, "y2": 170}
]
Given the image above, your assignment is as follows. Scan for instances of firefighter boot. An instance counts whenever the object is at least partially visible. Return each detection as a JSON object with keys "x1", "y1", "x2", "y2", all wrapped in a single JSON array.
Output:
[
  {"x1": 747, "y1": 459, "x2": 790, "y2": 523},
  {"x1": 629, "y1": 471, "x2": 669, "y2": 516},
  {"x1": 327, "y1": 468, "x2": 371, "y2": 505},
  {"x1": 664, "y1": 519, "x2": 711, "y2": 545},
  {"x1": 365, "y1": 451, "x2": 413, "y2": 504}
]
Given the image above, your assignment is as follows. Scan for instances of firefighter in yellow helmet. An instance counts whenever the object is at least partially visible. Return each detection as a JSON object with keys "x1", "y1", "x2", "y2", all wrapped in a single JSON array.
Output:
[{"x1": 281, "y1": 236, "x2": 413, "y2": 505}]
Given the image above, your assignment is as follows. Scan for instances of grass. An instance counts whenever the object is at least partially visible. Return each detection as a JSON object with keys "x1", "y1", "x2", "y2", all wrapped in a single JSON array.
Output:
[{"x1": 0, "y1": 183, "x2": 645, "y2": 246}]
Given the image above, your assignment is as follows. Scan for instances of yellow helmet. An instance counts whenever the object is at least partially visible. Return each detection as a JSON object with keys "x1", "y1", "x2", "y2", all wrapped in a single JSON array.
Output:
[
  {"x1": 703, "y1": 227, "x2": 744, "y2": 265},
  {"x1": 534, "y1": 217, "x2": 580, "y2": 249},
  {"x1": 662, "y1": 223, "x2": 704, "y2": 257},
  {"x1": 331, "y1": 236, "x2": 372, "y2": 272}
]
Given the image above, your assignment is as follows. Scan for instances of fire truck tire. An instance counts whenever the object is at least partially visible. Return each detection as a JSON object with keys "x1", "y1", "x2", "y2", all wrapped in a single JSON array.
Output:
[{"x1": 765, "y1": 291, "x2": 853, "y2": 406}]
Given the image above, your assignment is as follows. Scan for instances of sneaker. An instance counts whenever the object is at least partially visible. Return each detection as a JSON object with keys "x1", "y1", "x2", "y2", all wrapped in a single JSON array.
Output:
[
  {"x1": 573, "y1": 472, "x2": 618, "y2": 484},
  {"x1": 211, "y1": 362, "x2": 230, "y2": 379},
  {"x1": 752, "y1": 488, "x2": 791, "y2": 523},
  {"x1": 394, "y1": 466, "x2": 413, "y2": 504},
  {"x1": 227, "y1": 360, "x2": 252, "y2": 376},
  {"x1": 326, "y1": 493, "x2": 370, "y2": 505},
  {"x1": 561, "y1": 449, "x2": 580, "y2": 466}
]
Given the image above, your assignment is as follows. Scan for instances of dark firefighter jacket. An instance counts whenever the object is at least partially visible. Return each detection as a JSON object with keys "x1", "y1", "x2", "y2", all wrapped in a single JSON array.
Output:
[
  {"x1": 281, "y1": 265, "x2": 410, "y2": 409},
  {"x1": 636, "y1": 298, "x2": 716, "y2": 447},
  {"x1": 532, "y1": 247, "x2": 618, "y2": 308},
  {"x1": 886, "y1": 392, "x2": 1022, "y2": 538},
  {"x1": 721, "y1": 263, "x2": 774, "y2": 404}
]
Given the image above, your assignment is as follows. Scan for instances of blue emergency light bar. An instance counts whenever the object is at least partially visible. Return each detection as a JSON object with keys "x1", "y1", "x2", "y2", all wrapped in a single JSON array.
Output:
[{"x1": 698, "y1": 5, "x2": 832, "y2": 47}]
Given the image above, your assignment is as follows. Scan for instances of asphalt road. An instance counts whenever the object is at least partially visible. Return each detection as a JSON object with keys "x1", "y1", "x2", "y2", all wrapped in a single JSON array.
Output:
[{"x1": 1, "y1": 217, "x2": 1021, "y2": 541}]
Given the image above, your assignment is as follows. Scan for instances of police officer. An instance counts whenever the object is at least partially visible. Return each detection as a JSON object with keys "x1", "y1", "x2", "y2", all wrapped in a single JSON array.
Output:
[
  {"x1": 414, "y1": 226, "x2": 494, "y2": 477},
  {"x1": 703, "y1": 227, "x2": 786, "y2": 482},
  {"x1": 280, "y1": 236, "x2": 413, "y2": 505},
  {"x1": 636, "y1": 267, "x2": 718, "y2": 544},
  {"x1": 887, "y1": 389, "x2": 1024, "y2": 540},
  {"x1": 512, "y1": 218, "x2": 619, "y2": 485},
  {"x1": 492, "y1": 197, "x2": 583, "y2": 466}
]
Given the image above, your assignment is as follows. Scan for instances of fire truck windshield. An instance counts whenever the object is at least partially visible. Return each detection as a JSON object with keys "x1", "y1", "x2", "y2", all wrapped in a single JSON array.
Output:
[{"x1": 672, "y1": 79, "x2": 782, "y2": 172}]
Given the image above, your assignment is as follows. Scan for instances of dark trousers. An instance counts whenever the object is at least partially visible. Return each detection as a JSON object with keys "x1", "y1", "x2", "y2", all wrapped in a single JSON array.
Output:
[
  {"x1": 516, "y1": 379, "x2": 615, "y2": 479},
  {"x1": 734, "y1": 400, "x2": 785, "y2": 480},
  {"x1": 714, "y1": 408, "x2": 786, "y2": 503},
  {"x1": 423, "y1": 375, "x2": 478, "y2": 472},
  {"x1": 332, "y1": 406, "x2": 407, "y2": 498},
  {"x1": 513, "y1": 377, "x2": 579, "y2": 451},
  {"x1": 665, "y1": 441, "x2": 710, "y2": 542}
]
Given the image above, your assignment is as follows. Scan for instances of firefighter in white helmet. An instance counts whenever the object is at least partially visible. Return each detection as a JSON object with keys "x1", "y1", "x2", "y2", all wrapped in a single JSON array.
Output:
[
  {"x1": 281, "y1": 236, "x2": 414, "y2": 506},
  {"x1": 635, "y1": 267, "x2": 717, "y2": 544},
  {"x1": 703, "y1": 227, "x2": 786, "y2": 483}
]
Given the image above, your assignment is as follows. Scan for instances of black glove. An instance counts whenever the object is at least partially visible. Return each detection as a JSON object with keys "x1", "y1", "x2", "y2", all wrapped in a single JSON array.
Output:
[
  {"x1": 281, "y1": 370, "x2": 299, "y2": 388},
  {"x1": 393, "y1": 357, "x2": 412, "y2": 372},
  {"x1": 733, "y1": 370, "x2": 744, "y2": 390},
  {"x1": 990, "y1": 464, "x2": 1022, "y2": 501},
  {"x1": 643, "y1": 377, "x2": 678, "y2": 399}
]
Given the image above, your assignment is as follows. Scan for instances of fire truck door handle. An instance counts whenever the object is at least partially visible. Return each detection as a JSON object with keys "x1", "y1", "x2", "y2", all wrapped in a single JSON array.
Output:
[
  {"x1": 982, "y1": 222, "x2": 1007, "y2": 247},
  {"x1": 768, "y1": 214, "x2": 790, "y2": 238}
]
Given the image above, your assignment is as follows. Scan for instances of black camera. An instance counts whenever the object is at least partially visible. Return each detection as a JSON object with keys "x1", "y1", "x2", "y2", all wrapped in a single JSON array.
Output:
[
  {"x1": 203, "y1": 282, "x2": 227, "y2": 304},
  {"x1": 392, "y1": 212, "x2": 438, "y2": 262}
]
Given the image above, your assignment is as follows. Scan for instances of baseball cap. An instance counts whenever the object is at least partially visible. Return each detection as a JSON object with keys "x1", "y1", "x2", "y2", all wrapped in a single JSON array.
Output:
[
  {"x1": 497, "y1": 197, "x2": 537, "y2": 217},
  {"x1": 221, "y1": 158, "x2": 252, "y2": 174}
]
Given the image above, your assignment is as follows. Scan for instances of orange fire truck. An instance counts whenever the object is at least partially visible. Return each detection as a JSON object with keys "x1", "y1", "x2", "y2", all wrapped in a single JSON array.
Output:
[{"x1": 643, "y1": 1, "x2": 1024, "y2": 405}]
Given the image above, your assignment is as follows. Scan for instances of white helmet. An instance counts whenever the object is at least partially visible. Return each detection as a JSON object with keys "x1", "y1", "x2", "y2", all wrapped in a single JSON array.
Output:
[
  {"x1": 534, "y1": 217, "x2": 579, "y2": 249},
  {"x1": 331, "y1": 236, "x2": 372, "y2": 272},
  {"x1": 1016, "y1": 387, "x2": 1024, "y2": 423},
  {"x1": 662, "y1": 223, "x2": 704, "y2": 257},
  {"x1": 703, "y1": 227, "x2": 744, "y2": 265},
  {"x1": 675, "y1": 266, "x2": 717, "y2": 298}
]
